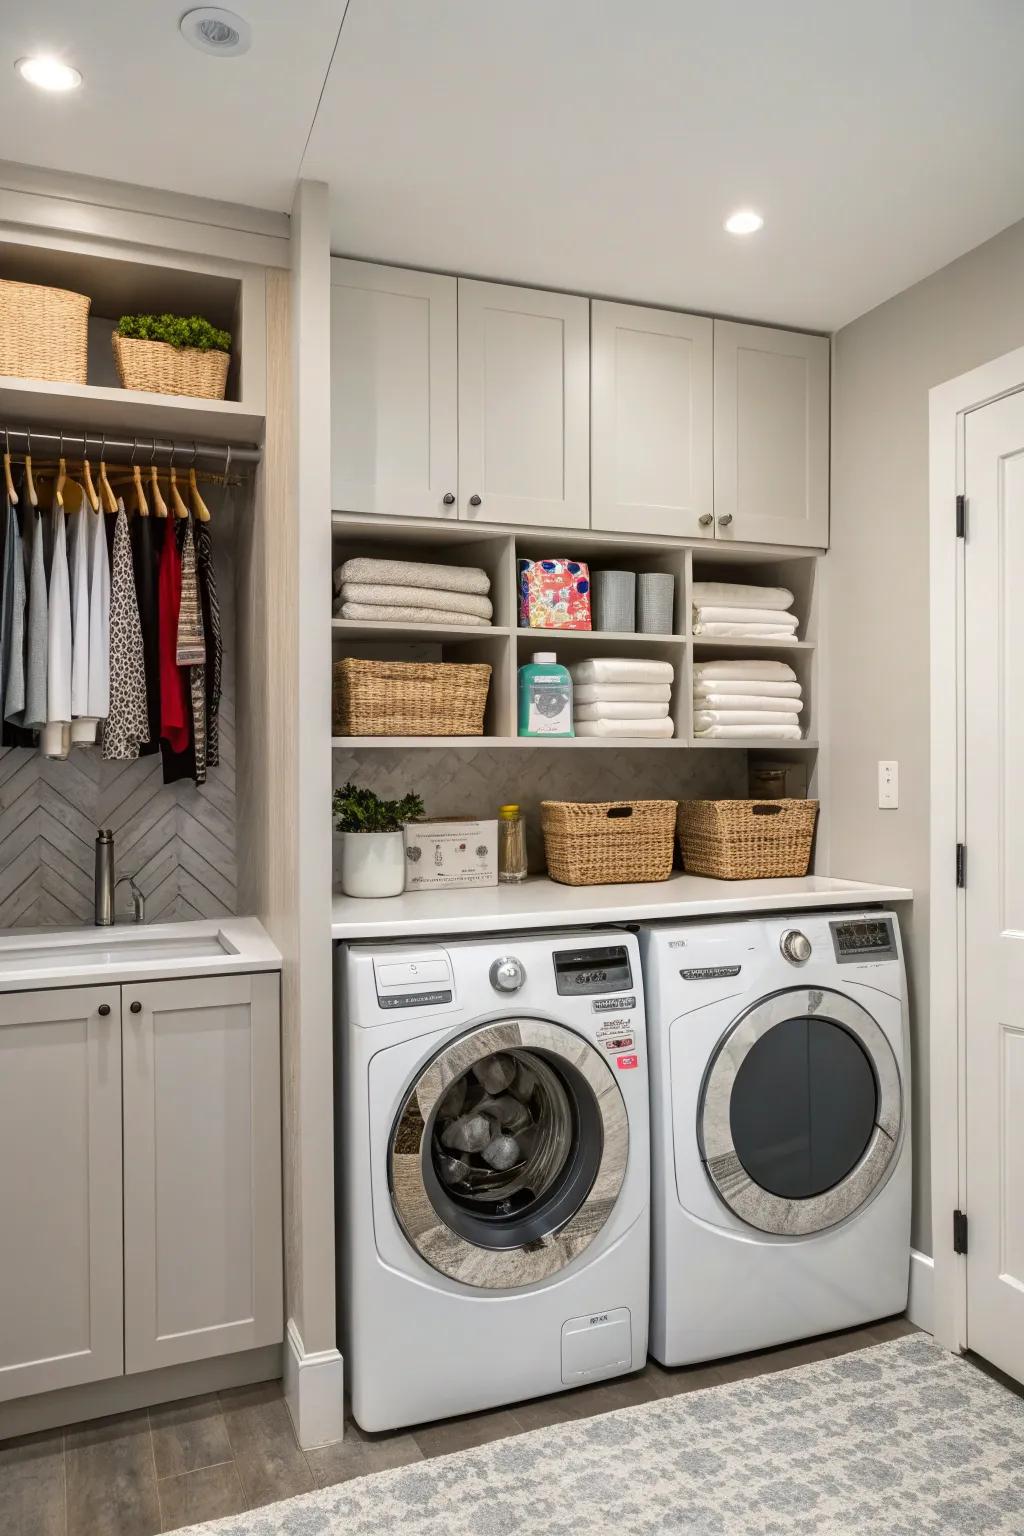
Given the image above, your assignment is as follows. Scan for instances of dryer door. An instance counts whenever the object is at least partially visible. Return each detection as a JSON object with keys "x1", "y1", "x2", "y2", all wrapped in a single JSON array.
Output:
[
  {"x1": 698, "y1": 986, "x2": 902, "y2": 1236},
  {"x1": 389, "y1": 1018, "x2": 628, "y2": 1288}
]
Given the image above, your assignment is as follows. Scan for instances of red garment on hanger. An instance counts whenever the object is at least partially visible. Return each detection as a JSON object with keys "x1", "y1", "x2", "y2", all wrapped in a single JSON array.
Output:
[{"x1": 158, "y1": 517, "x2": 189, "y2": 752}]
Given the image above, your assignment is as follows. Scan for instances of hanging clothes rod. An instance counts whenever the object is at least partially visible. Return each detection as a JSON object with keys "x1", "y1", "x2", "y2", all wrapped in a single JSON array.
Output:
[{"x1": 0, "y1": 425, "x2": 261, "y2": 468}]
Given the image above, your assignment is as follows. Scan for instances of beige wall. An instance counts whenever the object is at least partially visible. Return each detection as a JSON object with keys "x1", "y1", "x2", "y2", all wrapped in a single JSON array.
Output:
[{"x1": 827, "y1": 215, "x2": 1024, "y2": 1255}]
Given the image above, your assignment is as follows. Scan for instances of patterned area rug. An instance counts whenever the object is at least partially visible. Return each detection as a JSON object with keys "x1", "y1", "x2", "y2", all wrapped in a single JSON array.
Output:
[{"x1": 181, "y1": 1337, "x2": 1024, "y2": 1535}]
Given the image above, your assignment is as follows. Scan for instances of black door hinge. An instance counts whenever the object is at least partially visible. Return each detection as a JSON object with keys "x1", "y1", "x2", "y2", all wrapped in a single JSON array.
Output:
[
  {"x1": 956, "y1": 843, "x2": 966, "y2": 888},
  {"x1": 956, "y1": 494, "x2": 967, "y2": 538},
  {"x1": 953, "y1": 1209, "x2": 968, "y2": 1255}
]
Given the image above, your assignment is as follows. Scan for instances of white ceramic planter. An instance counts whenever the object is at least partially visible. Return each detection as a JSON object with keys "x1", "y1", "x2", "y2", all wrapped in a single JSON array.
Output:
[{"x1": 340, "y1": 831, "x2": 406, "y2": 899}]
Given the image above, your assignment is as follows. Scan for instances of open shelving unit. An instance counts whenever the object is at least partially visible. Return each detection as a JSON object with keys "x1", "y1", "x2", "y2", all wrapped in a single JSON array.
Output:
[{"x1": 330, "y1": 513, "x2": 821, "y2": 755}]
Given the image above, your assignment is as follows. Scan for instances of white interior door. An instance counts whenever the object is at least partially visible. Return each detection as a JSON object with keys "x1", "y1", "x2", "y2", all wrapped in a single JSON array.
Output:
[
  {"x1": 331, "y1": 259, "x2": 458, "y2": 518},
  {"x1": 458, "y1": 278, "x2": 589, "y2": 527},
  {"x1": 963, "y1": 389, "x2": 1024, "y2": 1384}
]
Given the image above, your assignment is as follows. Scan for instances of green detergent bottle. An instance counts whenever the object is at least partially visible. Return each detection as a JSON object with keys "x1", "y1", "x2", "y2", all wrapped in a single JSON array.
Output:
[{"x1": 517, "y1": 652, "x2": 574, "y2": 737}]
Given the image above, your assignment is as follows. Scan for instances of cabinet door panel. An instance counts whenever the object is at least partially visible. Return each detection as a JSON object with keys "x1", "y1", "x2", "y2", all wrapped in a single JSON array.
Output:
[
  {"x1": 458, "y1": 279, "x2": 589, "y2": 527},
  {"x1": 714, "y1": 321, "x2": 829, "y2": 548},
  {"x1": 331, "y1": 259, "x2": 458, "y2": 518},
  {"x1": 123, "y1": 973, "x2": 282, "y2": 1373},
  {"x1": 0, "y1": 987, "x2": 122, "y2": 1402},
  {"x1": 592, "y1": 301, "x2": 713, "y2": 537}
]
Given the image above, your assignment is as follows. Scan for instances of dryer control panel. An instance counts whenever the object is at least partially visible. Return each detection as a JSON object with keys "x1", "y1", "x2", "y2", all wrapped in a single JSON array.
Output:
[
  {"x1": 830, "y1": 916, "x2": 897, "y2": 963},
  {"x1": 553, "y1": 944, "x2": 633, "y2": 996}
]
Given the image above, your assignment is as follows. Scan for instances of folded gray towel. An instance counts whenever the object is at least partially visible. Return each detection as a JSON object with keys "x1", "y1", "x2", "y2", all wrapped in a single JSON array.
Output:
[
  {"x1": 342, "y1": 581, "x2": 493, "y2": 620},
  {"x1": 338, "y1": 601, "x2": 490, "y2": 627},
  {"x1": 338, "y1": 557, "x2": 490, "y2": 596}
]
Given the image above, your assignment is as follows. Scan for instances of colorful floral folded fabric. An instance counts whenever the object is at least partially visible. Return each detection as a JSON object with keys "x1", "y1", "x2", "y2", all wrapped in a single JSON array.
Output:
[{"x1": 519, "y1": 559, "x2": 591, "y2": 629}]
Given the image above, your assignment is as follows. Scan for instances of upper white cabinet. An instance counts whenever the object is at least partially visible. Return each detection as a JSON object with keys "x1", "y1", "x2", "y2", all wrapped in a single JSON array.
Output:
[
  {"x1": 714, "y1": 321, "x2": 829, "y2": 548},
  {"x1": 122, "y1": 972, "x2": 283, "y2": 1374},
  {"x1": 331, "y1": 259, "x2": 458, "y2": 518},
  {"x1": 458, "y1": 279, "x2": 590, "y2": 528},
  {"x1": 0, "y1": 987, "x2": 123, "y2": 1403},
  {"x1": 591, "y1": 301, "x2": 713, "y2": 538}
]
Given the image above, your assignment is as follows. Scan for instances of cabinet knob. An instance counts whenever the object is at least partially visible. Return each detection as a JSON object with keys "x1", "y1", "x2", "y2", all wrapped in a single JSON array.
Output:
[
  {"x1": 468, "y1": 494, "x2": 482, "y2": 508},
  {"x1": 130, "y1": 1000, "x2": 142, "y2": 1015},
  {"x1": 442, "y1": 492, "x2": 455, "y2": 506},
  {"x1": 98, "y1": 1003, "x2": 111, "y2": 1017},
  {"x1": 717, "y1": 513, "x2": 734, "y2": 527},
  {"x1": 698, "y1": 513, "x2": 713, "y2": 528}
]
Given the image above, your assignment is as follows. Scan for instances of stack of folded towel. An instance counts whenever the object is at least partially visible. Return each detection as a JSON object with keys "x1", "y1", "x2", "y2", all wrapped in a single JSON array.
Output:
[
  {"x1": 570, "y1": 657, "x2": 675, "y2": 739},
  {"x1": 333, "y1": 557, "x2": 493, "y2": 627},
  {"x1": 693, "y1": 658, "x2": 804, "y2": 740},
  {"x1": 691, "y1": 581, "x2": 799, "y2": 642}
]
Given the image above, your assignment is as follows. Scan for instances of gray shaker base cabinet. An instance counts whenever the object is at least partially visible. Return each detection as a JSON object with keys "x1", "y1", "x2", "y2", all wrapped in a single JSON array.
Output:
[{"x1": 0, "y1": 971, "x2": 283, "y2": 1406}]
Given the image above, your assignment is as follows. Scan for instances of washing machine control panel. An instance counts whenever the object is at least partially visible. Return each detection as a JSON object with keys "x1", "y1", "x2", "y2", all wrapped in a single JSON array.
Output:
[
  {"x1": 373, "y1": 952, "x2": 454, "y2": 1009},
  {"x1": 830, "y1": 916, "x2": 897, "y2": 962},
  {"x1": 553, "y1": 944, "x2": 633, "y2": 996}
]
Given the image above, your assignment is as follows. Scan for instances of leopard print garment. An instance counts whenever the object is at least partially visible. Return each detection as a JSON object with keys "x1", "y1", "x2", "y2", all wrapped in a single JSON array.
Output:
[{"x1": 102, "y1": 504, "x2": 150, "y2": 762}]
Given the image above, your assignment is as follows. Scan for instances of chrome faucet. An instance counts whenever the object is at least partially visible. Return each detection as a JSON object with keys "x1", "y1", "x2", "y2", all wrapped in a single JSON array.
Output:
[
  {"x1": 116, "y1": 875, "x2": 147, "y2": 925},
  {"x1": 95, "y1": 829, "x2": 115, "y2": 926}
]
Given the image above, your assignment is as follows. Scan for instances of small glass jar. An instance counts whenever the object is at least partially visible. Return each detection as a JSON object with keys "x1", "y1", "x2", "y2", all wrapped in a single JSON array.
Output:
[{"x1": 498, "y1": 804, "x2": 528, "y2": 883}]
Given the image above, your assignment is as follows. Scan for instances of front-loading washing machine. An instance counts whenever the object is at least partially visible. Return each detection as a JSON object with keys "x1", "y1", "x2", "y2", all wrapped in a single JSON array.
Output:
[
  {"x1": 639, "y1": 910, "x2": 910, "y2": 1366},
  {"x1": 336, "y1": 929, "x2": 650, "y2": 1431}
]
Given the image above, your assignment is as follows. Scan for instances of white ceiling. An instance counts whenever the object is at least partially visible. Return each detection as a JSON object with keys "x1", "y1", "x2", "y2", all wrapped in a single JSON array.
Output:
[{"x1": 1, "y1": 1, "x2": 1023, "y2": 330}]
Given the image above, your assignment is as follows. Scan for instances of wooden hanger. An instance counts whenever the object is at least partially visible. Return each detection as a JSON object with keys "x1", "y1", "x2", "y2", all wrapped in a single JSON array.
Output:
[
  {"x1": 149, "y1": 464, "x2": 168, "y2": 518},
  {"x1": 168, "y1": 459, "x2": 190, "y2": 521},
  {"x1": 23, "y1": 431, "x2": 38, "y2": 509},
  {"x1": 3, "y1": 430, "x2": 17, "y2": 506},
  {"x1": 130, "y1": 445, "x2": 149, "y2": 518},
  {"x1": 98, "y1": 440, "x2": 118, "y2": 514},
  {"x1": 188, "y1": 463, "x2": 211, "y2": 523},
  {"x1": 54, "y1": 443, "x2": 67, "y2": 510},
  {"x1": 81, "y1": 454, "x2": 100, "y2": 513}
]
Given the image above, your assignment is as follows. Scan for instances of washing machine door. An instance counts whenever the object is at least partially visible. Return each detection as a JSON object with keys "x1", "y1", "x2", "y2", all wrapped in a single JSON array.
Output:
[
  {"x1": 388, "y1": 1018, "x2": 628, "y2": 1288},
  {"x1": 698, "y1": 986, "x2": 902, "y2": 1236}
]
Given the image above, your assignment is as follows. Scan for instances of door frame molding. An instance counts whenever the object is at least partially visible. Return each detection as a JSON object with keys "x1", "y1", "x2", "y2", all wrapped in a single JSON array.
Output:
[{"x1": 928, "y1": 344, "x2": 1024, "y2": 1353}]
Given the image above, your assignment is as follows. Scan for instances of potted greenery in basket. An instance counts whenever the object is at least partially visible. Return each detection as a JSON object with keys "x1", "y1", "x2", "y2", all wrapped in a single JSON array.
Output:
[
  {"x1": 113, "y1": 313, "x2": 233, "y2": 400},
  {"x1": 333, "y1": 782, "x2": 425, "y2": 898}
]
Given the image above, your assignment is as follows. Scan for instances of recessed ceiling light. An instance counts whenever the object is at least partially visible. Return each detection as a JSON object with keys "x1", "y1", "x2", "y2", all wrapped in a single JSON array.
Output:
[
  {"x1": 724, "y1": 209, "x2": 764, "y2": 236},
  {"x1": 180, "y1": 7, "x2": 251, "y2": 57},
  {"x1": 15, "y1": 56, "x2": 82, "y2": 92}
]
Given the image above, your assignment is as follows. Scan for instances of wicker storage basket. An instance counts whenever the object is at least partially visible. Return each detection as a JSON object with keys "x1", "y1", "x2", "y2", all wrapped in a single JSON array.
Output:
[
  {"x1": 541, "y1": 799, "x2": 677, "y2": 886},
  {"x1": 112, "y1": 333, "x2": 230, "y2": 399},
  {"x1": 0, "y1": 278, "x2": 90, "y2": 383},
  {"x1": 332, "y1": 658, "x2": 491, "y2": 737},
  {"x1": 677, "y1": 798, "x2": 819, "y2": 880}
]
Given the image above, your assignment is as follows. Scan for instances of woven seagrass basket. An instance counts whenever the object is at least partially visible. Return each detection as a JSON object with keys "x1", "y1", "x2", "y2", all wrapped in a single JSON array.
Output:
[
  {"x1": 677, "y1": 798, "x2": 819, "y2": 879},
  {"x1": 541, "y1": 799, "x2": 677, "y2": 886},
  {"x1": 332, "y1": 658, "x2": 491, "y2": 737}
]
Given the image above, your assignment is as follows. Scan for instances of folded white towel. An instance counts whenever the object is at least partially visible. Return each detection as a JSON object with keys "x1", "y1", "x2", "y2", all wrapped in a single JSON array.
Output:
[
  {"x1": 570, "y1": 658, "x2": 675, "y2": 686},
  {"x1": 693, "y1": 605, "x2": 799, "y2": 628},
  {"x1": 693, "y1": 659, "x2": 797, "y2": 682},
  {"x1": 693, "y1": 693, "x2": 803, "y2": 712},
  {"x1": 337, "y1": 557, "x2": 491, "y2": 596},
  {"x1": 694, "y1": 709, "x2": 801, "y2": 728},
  {"x1": 692, "y1": 622, "x2": 798, "y2": 641},
  {"x1": 691, "y1": 580, "x2": 794, "y2": 611},
  {"x1": 573, "y1": 682, "x2": 671, "y2": 704},
  {"x1": 575, "y1": 716, "x2": 675, "y2": 739},
  {"x1": 342, "y1": 582, "x2": 493, "y2": 620},
  {"x1": 575, "y1": 700, "x2": 670, "y2": 721},
  {"x1": 693, "y1": 679, "x2": 802, "y2": 699},
  {"x1": 694, "y1": 723, "x2": 803, "y2": 740},
  {"x1": 338, "y1": 601, "x2": 490, "y2": 627}
]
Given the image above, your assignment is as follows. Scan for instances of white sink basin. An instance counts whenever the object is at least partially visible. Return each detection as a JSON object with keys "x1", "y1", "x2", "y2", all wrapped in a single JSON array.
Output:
[{"x1": 0, "y1": 931, "x2": 237, "y2": 970}]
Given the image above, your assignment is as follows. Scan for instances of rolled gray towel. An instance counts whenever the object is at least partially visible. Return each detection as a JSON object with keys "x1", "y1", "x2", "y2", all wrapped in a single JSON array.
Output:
[
  {"x1": 338, "y1": 556, "x2": 490, "y2": 596},
  {"x1": 472, "y1": 1054, "x2": 517, "y2": 1094},
  {"x1": 441, "y1": 1113, "x2": 495, "y2": 1153},
  {"x1": 482, "y1": 1134, "x2": 522, "y2": 1171}
]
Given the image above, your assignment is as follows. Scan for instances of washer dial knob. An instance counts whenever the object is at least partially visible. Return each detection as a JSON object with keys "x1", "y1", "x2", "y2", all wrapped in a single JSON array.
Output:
[
  {"x1": 780, "y1": 929, "x2": 812, "y2": 964},
  {"x1": 489, "y1": 956, "x2": 526, "y2": 992}
]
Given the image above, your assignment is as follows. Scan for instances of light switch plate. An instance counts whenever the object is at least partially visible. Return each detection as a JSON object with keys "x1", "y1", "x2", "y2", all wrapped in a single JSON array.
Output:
[{"x1": 878, "y1": 760, "x2": 899, "y2": 810}]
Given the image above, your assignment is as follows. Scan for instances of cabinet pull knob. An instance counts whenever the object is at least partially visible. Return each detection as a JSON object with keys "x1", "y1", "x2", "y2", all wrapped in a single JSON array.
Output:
[
  {"x1": 468, "y1": 494, "x2": 482, "y2": 507},
  {"x1": 717, "y1": 513, "x2": 734, "y2": 527},
  {"x1": 442, "y1": 492, "x2": 455, "y2": 506},
  {"x1": 698, "y1": 513, "x2": 713, "y2": 528},
  {"x1": 98, "y1": 1003, "x2": 111, "y2": 1017},
  {"x1": 130, "y1": 1000, "x2": 142, "y2": 1015}
]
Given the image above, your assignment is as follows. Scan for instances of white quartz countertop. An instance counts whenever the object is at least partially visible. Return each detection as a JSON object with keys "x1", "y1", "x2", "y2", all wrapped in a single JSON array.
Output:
[
  {"x1": 0, "y1": 917, "x2": 281, "y2": 992},
  {"x1": 331, "y1": 874, "x2": 913, "y2": 941}
]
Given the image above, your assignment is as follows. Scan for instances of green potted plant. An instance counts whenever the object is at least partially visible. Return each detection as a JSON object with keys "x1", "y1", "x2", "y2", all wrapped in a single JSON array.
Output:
[
  {"x1": 113, "y1": 313, "x2": 233, "y2": 400},
  {"x1": 333, "y1": 781, "x2": 424, "y2": 898}
]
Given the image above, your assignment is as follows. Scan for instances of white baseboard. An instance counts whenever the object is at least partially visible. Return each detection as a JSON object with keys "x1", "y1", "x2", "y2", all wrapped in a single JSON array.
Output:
[
  {"x1": 907, "y1": 1248, "x2": 935, "y2": 1334},
  {"x1": 283, "y1": 1317, "x2": 345, "y2": 1448}
]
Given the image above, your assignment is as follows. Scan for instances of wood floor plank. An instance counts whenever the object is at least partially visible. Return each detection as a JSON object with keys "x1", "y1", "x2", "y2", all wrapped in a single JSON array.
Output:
[
  {"x1": 218, "y1": 1383, "x2": 313, "y2": 1509},
  {"x1": 157, "y1": 1462, "x2": 246, "y2": 1533},
  {"x1": 149, "y1": 1394, "x2": 233, "y2": 1480},
  {"x1": 0, "y1": 1428, "x2": 65, "y2": 1536},
  {"x1": 66, "y1": 1410, "x2": 160, "y2": 1536},
  {"x1": 306, "y1": 1423, "x2": 423, "y2": 1487}
]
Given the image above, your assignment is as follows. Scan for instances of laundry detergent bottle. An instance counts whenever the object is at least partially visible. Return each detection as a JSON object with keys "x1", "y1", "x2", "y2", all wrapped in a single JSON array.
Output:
[{"x1": 518, "y1": 652, "x2": 574, "y2": 737}]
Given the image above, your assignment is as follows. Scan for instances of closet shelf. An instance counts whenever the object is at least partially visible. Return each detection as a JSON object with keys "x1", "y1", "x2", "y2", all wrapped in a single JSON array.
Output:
[
  {"x1": 0, "y1": 376, "x2": 263, "y2": 447},
  {"x1": 332, "y1": 618, "x2": 510, "y2": 642},
  {"x1": 691, "y1": 636, "x2": 815, "y2": 651},
  {"x1": 692, "y1": 737, "x2": 819, "y2": 750},
  {"x1": 331, "y1": 735, "x2": 818, "y2": 750},
  {"x1": 515, "y1": 627, "x2": 686, "y2": 645}
]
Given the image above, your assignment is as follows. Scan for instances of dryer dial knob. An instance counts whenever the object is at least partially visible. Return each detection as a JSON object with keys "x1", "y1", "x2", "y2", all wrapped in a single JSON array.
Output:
[
  {"x1": 489, "y1": 956, "x2": 526, "y2": 992},
  {"x1": 780, "y1": 929, "x2": 812, "y2": 964}
]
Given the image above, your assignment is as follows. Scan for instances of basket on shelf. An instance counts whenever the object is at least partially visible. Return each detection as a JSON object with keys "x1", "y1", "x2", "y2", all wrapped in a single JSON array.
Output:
[
  {"x1": 112, "y1": 333, "x2": 230, "y2": 399},
  {"x1": 541, "y1": 799, "x2": 677, "y2": 886},
  {"x1": 677, "y1": 798, "x2": 819, "y2": 880},
  {"x1": 0, "y1": 278, "x2": 90, "y2": 383},
  {"x1": 332, "y1": 658, "x2": 491, "y2": 737}
]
